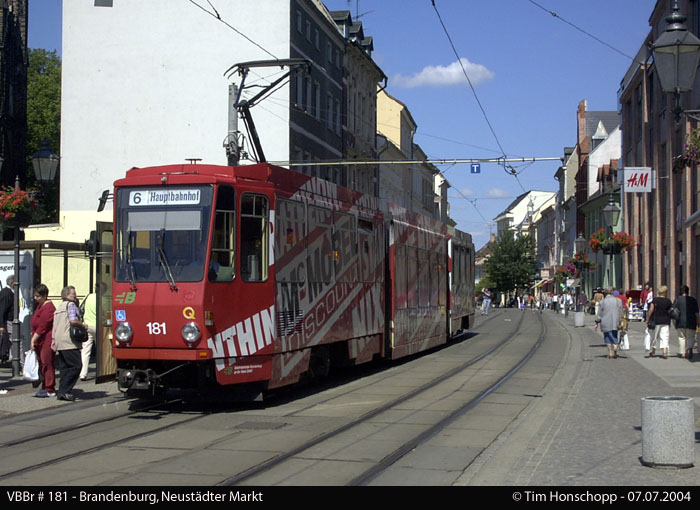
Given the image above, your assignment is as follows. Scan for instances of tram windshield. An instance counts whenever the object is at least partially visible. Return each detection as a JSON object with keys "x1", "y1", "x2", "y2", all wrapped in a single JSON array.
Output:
[{"x1": 115, "y1": 186, "x2": 213, "y2": 284}]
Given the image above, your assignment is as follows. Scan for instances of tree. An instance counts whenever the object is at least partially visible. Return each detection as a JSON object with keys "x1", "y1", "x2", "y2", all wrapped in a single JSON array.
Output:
[
  {"x1": 27, "y1": 49, "x2": 61, "y2": 157},
  {"x1": 27, "y1": 49, "x2": 61, "y2": 222},
  {"x1": 484, "y1": 230, "x2": 537, "y2": 294}
]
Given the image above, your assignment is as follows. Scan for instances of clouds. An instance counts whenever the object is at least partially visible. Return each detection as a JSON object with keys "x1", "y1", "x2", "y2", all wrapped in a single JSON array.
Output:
[{"x1": 392, "y1": 58, "x2": 494, "y2": 88}]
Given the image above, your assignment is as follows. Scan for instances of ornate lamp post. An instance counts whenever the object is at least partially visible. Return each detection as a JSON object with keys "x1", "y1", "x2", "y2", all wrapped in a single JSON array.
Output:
[
  {"x1": 602, "y1": 194, "x2": 621, "y2": 289},
  {"x1": 31, "y1": 139, "x2": 60, "y2": 183},
  {"x1": 7, "y1": 141, "x2": 61, "y2": 377},
  {"x1": 574, "y1": 233, "x2": 587, "y2": 310},
  {"x1": 651, "y1": 0, "x2": 700, "y2": 121}
]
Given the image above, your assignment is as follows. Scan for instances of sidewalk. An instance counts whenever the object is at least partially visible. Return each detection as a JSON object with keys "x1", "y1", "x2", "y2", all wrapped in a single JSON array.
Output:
[
  {"x1": 0, "y1": 357, "x2": 121, "y2": 416},
  {"x1": 476, "y1": 308, "x2": 700, "y2": 486}
]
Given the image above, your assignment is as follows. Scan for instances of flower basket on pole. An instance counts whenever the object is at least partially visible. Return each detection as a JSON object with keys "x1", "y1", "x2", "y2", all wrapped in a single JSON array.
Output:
[
  {"x1": 680, "y1": 127, "x2": 700, "y2": 170},
  {"x1": 589, "y1": 229, "x2": 635, "y2": 254},
  {"x1": 0, "y1": 187, "x2": 37, "y2": 229}
]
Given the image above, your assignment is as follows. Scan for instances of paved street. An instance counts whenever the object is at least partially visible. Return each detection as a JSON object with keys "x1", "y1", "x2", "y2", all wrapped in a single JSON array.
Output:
[
  {"x1": 460, "y1": 308, "x2": 700, "y2": 486},
  {"x1": 0, "y1": 309, "x2": 698, "y2": 487}
]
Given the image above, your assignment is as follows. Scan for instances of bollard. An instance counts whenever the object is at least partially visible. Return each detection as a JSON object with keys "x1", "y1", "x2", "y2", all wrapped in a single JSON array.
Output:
[
  {"x1": 574, "y1": 311, "x2": 585, "y2": 327},
  {"x1": 641, "y1": 396, "x2": 695, "y2": 468}
]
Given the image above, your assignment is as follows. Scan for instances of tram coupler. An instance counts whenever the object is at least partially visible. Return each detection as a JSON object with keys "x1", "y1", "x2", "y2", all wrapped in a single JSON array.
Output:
[{"x1": 117, "y1": 368, "x2": 159, "y2": 393}]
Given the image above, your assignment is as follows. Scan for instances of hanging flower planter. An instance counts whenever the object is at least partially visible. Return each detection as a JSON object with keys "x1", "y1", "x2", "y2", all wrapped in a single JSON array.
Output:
[
  {"x1": 678, "y1": 127, "x2": 700, "y2": 171},
  {"x1": 569, "y1": 252, "x2": 597, "y2": 273},
  {"x1": 0, "y1": 187, "x2": 37, "y2": 229},
  {"x1": 589, "y1": 229, "x2": 635, "y2": 253}
]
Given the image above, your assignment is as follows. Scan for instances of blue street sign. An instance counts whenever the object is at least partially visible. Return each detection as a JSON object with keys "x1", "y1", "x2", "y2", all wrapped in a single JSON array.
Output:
[{"x1": 471, "y1": 163, "x2": 481, "y2": 174}]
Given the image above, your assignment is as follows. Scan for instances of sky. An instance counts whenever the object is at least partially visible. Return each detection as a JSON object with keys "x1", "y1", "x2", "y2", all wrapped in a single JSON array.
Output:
[{"x1": 28, "y1": 0, "x2": 659, "y2": 250}]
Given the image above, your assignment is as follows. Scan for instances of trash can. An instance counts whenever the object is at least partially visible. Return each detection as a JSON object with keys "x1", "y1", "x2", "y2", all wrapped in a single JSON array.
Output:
[
  {"x1": 574, "y1": 311, "x2": 585, "y2": 327},
  {"x1": 641, "y1": 396, "x2": 695, "y2": 468}
]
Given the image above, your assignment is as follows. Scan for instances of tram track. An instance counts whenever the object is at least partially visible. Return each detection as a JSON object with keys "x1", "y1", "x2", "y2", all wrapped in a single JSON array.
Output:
[
  {"x1": 0, "y1": 397, "x2": 186, "y2": 448},
  {"x1": 0, "y1": 309, "x2": 546, "y2": 485},
  {"x1": 218, "y1": 309, "x2": 544, "y2": 485}
]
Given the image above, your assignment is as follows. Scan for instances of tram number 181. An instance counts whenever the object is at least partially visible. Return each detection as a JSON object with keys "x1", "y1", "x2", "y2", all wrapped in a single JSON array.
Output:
[{"x1": 147, "y1": 322, "x2": 167, "y2": 335}]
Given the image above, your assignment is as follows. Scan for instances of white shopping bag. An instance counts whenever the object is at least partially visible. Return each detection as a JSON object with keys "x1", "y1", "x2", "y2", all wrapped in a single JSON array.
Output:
[
  {"x1": 644, "y1": 328, "x2": 651, "y2": 351},
  {"x1": 620, "y1": 332, "x2": 630, "y2": 350},
  {"x1": 23, "y1": 350, "x2": 39, "y2": 381}
]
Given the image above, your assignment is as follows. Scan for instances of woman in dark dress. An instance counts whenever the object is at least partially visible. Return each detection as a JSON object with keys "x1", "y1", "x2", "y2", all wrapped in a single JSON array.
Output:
[
  {"x1": 647, "y1": 285, "x2": 673, "y2": 359},
  {"x1": 30, "y1": 284, "x2": 56, "y2": 397}
]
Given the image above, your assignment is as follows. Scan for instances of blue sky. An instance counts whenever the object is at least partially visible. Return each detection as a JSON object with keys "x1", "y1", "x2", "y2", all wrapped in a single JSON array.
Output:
[{"x1": 28, "y1": 0, "x2": 658, "y2": 250}]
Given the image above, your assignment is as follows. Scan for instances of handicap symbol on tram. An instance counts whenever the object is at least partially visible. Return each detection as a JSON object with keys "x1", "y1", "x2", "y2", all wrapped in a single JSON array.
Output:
[{"x1": 116, "y1": 310, "x2": 127, "y2": 322}]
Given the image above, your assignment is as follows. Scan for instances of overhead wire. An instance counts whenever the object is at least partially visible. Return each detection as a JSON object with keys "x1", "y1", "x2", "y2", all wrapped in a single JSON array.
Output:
[
  {"x1": 525, "y1": 0, "x2": 643, "y2": 64},
  {"x1": 188, "y1": 0, "x2": 279, "y2": 60},
  {"x1": 430, "y1": 0, "x2": 525, "y2": 192}
]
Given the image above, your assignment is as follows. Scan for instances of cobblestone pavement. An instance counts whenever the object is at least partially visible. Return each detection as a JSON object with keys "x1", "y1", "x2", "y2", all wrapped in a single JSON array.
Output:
[{"x1": 459, "y1": 309, "x2": 700, "y2": 486}]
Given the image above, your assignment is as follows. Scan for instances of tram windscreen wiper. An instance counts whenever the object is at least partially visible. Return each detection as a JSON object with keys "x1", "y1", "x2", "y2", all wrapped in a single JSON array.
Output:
[
  {"x1": 126, "y1": 231, "x2": 138, "y2": 292},
  {"x1": 157, "y1": 230, "x2": 178, "y2": 291}
]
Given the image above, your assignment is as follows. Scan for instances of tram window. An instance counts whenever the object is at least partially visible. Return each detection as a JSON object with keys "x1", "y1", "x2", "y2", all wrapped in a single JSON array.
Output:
[
  {"x1": 375, "y1": 222, "x2": 384, "y2": 283},
  {"x1": 439, "y1": 252, "x2": 447, "y2": 306},
  {"x1": 308, "y1": 206, "x2": 333, "y2": 284},
  {"x1": 419, "y1": 249, "x2": 430, "y2": 308},
  {"x1": 209, "y1": 186, "x2": 236, "y2": 282},
  {"x1": 241, "y1": 194, "x2": 269, "y2": 282},
  {"x1": 407, "y1": 247, "x2": 417, "y2": 308},
  {"x1": 430, "y1": 252, "x2": 438, "y2": 307},
  {"x1": 275, "y1": 199, "x2": 306, "y2": 283},
  {"x1": 395, "y1": 244, "x2": 407, "y2": 309},
  {"x1": 358, "y1": 219, "x2": 373, "y2": 282},
  {"x1": 334, "y1": 212, "x2": 357, "y2": 282}
]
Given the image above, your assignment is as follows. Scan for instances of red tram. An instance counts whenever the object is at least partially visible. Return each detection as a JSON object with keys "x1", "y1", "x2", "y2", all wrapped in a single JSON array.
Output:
[{"x1": 111, "y1": 162, "x2": 474, "y2": 398}]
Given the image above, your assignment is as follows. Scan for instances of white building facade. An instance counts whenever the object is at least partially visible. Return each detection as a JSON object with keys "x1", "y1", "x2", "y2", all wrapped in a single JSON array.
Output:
[{"x1": 30, "y1": 0, "x2": 347, "y2": 243}]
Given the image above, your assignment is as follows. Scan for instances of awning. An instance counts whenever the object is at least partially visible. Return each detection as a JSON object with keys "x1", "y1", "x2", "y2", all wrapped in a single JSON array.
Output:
[{"x1": 685, "y1": 209, "x2": 700, "y2": 229}]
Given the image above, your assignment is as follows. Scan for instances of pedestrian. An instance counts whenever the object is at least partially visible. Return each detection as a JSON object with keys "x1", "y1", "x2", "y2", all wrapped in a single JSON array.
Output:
[
  {"x1": 52, "y1": 286, "x2": 85, "y2": 401},
  {"x1": 641, "y1": 282, "x2": 653, "y2": 321},
  {"x1": 614, "y1": 289, "x2": 627, "y2": 310},
  {"x1": 595, "y1": 287, "x2": 623, "y2": 359},
  {"x1": 593, "y1": 287, "x2": 604, "y2": 316},
  {"x1": 80, "y1": 285, "x2": 98, "y2": 380},
  {"x1": 481, "y1": 287, "x2": 492, "y2": 316},
  {"x1": 672, "y1": 285, "x2": 699, "y2": 359},
  {"x1": 578, "y1": 289, "x2": 588, "y2": 313},
  {"x1": 30, "y1": 284, "x2": 56, "y2": 398},
  {"x1": 0, "y1": 275, "x2": 14, "y2": 363},
  {"x1": 646, "y1": 285, "x2": 673, "y2": 359}
]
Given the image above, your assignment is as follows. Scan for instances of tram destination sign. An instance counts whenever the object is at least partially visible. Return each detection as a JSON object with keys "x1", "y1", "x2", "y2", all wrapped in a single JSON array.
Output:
[{"x1": 129, "y1": 189, "x2": 202, "y2": 206}]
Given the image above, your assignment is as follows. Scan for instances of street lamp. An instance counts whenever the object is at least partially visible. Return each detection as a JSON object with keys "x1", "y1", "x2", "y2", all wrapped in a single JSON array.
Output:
[
  {"x1": 602, "y1": 194, "x2": 621, "y2": 289},
  {"x1": 574, "y1": 234, "x2": 587, "y2": 311},
  {"x1": 8, "y1": 141, "x2": 60, "y2": 377},
  {"x1": 31, "y1": 139, "x2": 60, "y2": 183},
  {"x1": 574, "y1": 233, "x2": 587, "y2": 255},
  {"x1": 31, "y1": 139, "x2": 59, "y2": 224},
  {"x1": 651, "y1": 0, "x2": 700, "y2": 120},
  {"x1": 602, "y1": 194, "x2": 621, "y2": 232}
]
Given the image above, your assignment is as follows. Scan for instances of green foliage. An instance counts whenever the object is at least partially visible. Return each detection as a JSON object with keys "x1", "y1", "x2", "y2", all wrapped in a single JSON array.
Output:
[
  {"x1": 484, "y1": 231, "x2": 537, "y2": 293},
  {"x1": 27, "y1": 49, "x2": 61, "y2": 222},
  {"x1": 27, "y1": 49, "x2": 61, "y2": 157}
]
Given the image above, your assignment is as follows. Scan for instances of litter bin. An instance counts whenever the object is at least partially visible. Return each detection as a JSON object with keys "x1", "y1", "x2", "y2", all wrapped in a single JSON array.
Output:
[
  {"x1": 641, "y1": 396, "x2": 695, "y2": 468},
  {"x1": 574, "y1": 311, "x2": 585, "y2": 327}
]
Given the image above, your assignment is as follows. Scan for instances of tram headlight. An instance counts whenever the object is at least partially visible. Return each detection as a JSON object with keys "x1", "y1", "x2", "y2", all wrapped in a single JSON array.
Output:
[
  {"x1": 181, "y1": 322, "x2": 201, "y2": 347},
  {"x1": 115, "y1": 322, "x2": 133, "y2": 345}
]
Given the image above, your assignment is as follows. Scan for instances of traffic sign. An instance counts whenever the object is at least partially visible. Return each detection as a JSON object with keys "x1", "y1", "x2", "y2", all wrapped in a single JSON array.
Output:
[{"x1": 471, "y1": 163, "x2": 481, "y2": 174}]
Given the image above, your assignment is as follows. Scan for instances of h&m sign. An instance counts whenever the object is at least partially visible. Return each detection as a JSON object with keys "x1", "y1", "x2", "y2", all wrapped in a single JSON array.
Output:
[{"x1": 622, "y1": 167, "x2": 652, "y2": 193}]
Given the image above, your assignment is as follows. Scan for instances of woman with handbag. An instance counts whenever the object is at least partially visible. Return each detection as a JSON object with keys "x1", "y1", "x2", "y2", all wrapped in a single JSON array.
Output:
[
  {"x1": 52, "y1": 286, "x2": 86, "y2": 402},
  {"x1": 647, "y1": 285, "x2": 673, "y2": 359},
  {"x1": 595, "y1": 288, "x2": 623, "y2": 359},
  {"x1": 30, "y1": 284, "x2": 56, "y2": 398},
  {"x1": 672, "y1": 285, "x2": 699, "y2": 359}
]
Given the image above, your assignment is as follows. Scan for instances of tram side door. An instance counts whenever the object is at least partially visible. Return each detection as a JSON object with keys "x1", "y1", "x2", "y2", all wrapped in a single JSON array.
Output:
[{"x1": 95, "y1": 221, "x2": 116, "y2": 383}]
